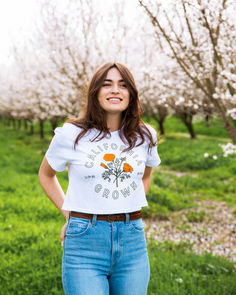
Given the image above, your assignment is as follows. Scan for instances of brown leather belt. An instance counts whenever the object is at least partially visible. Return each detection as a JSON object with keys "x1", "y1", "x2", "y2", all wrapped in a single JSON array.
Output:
[{"x1": 70, "y1": 210, "x2": 142, "y2": 222}]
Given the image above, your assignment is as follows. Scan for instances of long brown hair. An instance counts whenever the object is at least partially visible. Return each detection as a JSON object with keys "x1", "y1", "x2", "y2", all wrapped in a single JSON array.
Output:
[{"x1": 66, "y1": 62, "x2": 157, "y2": 153}]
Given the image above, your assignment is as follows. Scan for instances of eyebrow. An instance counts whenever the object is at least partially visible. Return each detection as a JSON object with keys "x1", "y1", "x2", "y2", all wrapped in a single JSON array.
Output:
[{"x1": 103, "y1": 79, "x2": 125, "y2": 82}]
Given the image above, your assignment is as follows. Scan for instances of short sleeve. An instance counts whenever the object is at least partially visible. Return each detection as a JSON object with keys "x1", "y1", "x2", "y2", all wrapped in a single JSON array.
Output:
[
  {"x1": 45, "y1": 123, "x2": 76, "y2": 172},
  {"x1": 145, "y1": 125, "x2": 161, "y2": 167}
]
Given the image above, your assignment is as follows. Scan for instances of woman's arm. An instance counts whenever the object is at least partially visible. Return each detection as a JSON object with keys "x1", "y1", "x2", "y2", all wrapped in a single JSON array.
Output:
[
  {"x1": 38, "y1": 156, "x2": 69, "y2": 221},
  {"x1": 142, "y1": 166, "x2": 153, "y2": 195}
]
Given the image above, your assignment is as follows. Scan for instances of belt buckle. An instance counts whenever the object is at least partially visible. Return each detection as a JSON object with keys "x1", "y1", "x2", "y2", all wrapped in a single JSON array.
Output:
[{"x1": 107, "y1": 214, "x2": 118, "y2": 222}]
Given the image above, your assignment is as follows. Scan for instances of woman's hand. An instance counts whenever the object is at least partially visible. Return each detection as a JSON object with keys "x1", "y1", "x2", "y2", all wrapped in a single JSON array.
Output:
[{"x1": 60, "y1": 220, "x2": 68, "y2": 246}]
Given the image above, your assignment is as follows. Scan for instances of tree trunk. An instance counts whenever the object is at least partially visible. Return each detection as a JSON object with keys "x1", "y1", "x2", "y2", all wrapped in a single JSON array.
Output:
[
  {"x1": 185, "y1": 121, "x2": 196, "y2": 139},
  {"x1": 30, "y1": 122, "x2": 34, "y2": 135},
  {"x1": 219, "y1": 113, "x2": 236, "y2": 144},
  {"x1": 39, "y1": 119, "x2": 44, "y2": 139},
  {"x1": 212, "y1": 99, "x2": 236, "y2": 143},
  {"x1": 179, "y1": 113, "x2": 196, "y2": 139},
  {"x1": 24, "y1": 120, "x2": 28, "y2": 130},
  {"x1": 12, "y1": 118, "x2": 16, "y2": 129},
  {"x1": 17, "y1": 119, "x2": 21, "y2": 129},
  {"x1": 159, "y1": 120, "x2": 165, "y2": 135},
  {"x1": 153, "y1": 113, "x2": 166, "y2": 136},
  {"x1": 205, "y1": 114, "x2": 210, "y2": 126},
  {"x1": 50, "y1": 119, "x2": 58, "y2": 135}
]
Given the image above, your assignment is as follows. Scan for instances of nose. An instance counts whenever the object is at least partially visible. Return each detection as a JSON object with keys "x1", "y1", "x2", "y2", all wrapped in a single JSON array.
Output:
[{"x1": 111, "y1": 83, "x2": 119, "y2": 93}]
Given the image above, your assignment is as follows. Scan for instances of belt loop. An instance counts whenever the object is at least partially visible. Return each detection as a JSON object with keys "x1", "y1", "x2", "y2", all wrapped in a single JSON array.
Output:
[
  {"x1": 125, "y1": 213, "x2": 130, "y2": 225},
  {"x1": 92, "y1": 214, "x2": 97, "y2": 226}
]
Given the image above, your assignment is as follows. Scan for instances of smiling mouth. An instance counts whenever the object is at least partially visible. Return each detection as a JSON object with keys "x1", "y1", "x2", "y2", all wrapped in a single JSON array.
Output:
[{"x1": 107, "y1": 97, "x2": 123, "y2": 102}]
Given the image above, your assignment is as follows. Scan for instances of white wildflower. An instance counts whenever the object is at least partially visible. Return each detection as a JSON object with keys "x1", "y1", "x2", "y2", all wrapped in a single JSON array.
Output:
[
  {"x1": 219, "y1": 143, "x2": 236, "y2": 157},
  {"x1": 204, "y1": 153, "x2": 209, "y2": 158},
  {"x1": 175, "y1": 278, "x2": 183, "y2": 284}
]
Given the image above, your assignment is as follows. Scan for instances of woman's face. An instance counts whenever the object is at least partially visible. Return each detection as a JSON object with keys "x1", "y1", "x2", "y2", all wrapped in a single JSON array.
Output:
[{"x1": 97, "y1": 67, "x2": 130, "y2": 115}]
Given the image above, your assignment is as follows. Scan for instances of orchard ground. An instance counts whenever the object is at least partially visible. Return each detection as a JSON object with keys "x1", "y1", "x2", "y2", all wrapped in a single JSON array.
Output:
[{"x1": 0, "y1": 115, "x2": 235, "y2": 295}]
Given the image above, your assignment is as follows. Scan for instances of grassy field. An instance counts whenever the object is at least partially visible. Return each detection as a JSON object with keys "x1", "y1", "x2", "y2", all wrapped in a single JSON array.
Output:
[{"x1": 0, "y1": 116, "x2": 235, "y2": 295}]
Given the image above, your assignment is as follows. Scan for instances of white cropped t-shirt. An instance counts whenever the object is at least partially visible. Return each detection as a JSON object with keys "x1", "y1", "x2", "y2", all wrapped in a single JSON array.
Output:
[{"x1": 45, "y1": 123, "x2": 161, "y2": 214}]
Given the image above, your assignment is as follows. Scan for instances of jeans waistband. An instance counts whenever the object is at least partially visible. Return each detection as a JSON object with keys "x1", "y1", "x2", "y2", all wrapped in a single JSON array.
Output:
[{"x1": 70, "y1": 211, "x2": 142, "y2": 222}]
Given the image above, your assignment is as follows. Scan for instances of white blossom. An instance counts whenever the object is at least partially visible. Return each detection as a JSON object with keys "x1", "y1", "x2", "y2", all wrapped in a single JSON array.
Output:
[
  {"x1": 220, "y1": 143, "x2": 236, "y2": 157},
  {"x1": 175, "y1": 278, "x2": 183, "y2": 284}
]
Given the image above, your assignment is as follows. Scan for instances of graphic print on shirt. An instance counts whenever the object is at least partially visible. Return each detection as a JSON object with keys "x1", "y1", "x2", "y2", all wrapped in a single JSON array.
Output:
[
  {"x1": 100, "y1": 153, "x2": 133, "y2": 188},
  {"x1": 84, "y1": 141, "x2": 145, "y2": 201}
]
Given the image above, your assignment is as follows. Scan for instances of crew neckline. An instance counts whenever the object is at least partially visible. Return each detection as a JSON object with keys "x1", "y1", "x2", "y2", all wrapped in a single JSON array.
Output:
[
  {"x1": 110, "y1": 125, "x2": 125, "y2": 134},
  {"x1": 110, "y1": 129, "x2": 120, "y2": 134},
  {"x1": 94, "y1": 126, "x2": 123, "y2": 135}
]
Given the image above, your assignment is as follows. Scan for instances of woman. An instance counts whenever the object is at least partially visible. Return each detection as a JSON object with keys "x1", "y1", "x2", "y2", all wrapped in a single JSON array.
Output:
[{"x1": 38, "y1": 62, "x2": 161, "y2": 295}]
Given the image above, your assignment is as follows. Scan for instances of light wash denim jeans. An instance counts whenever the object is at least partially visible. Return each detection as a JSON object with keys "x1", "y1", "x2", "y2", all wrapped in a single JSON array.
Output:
[{"x1": 62, "y1": 213, "x2": 150, "y2": 295}]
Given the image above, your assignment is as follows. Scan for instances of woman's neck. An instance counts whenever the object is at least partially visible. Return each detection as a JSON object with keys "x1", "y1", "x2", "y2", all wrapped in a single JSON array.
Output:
[{"x1": 106, "y1": 113, "x2": 122, "y2": 132}]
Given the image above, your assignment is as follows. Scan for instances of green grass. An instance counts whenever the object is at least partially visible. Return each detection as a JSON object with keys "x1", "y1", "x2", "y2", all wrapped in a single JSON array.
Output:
[
  {"x1": 147, "y1": 239, "x2": 236, "y2": 295},
  {"x1": 0, "y1": 117, "x2": 235, "y2": 295},
  {"x1": 144, "y1": 164, "x2": 236, "y2": 218},
  {"x1": 142, "y1": 117, "x2": 235, "y2": 219},
  {"x1": 159, "y1": 136, "x2": 232, "y2": 170},
  {"x1": 143, "y1": 115, "x2": 230, "y2": 138}
]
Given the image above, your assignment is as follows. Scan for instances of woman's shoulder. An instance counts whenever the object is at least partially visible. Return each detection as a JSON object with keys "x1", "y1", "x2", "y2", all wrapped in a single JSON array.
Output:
[
  {"x1": 54, "y1": 122, "x2": 83, "y2": 140},
  {"x1": 141, "y1": 123, "x2": 157, "y2": 138}
]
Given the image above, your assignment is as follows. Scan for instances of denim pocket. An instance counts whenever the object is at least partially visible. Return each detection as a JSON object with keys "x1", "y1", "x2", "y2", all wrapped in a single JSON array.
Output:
[
  {"x1": 66, "y1": 217, "x2": 92, "y2": 237},
  {"x1": 129, "y1": 218, "x2": 144, "y2": 233}
]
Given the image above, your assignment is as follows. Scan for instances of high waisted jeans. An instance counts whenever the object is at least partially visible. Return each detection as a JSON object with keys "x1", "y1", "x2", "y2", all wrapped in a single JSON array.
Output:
[{"x1": 62, "y1": 213, "x2": 150, "y2": 295}]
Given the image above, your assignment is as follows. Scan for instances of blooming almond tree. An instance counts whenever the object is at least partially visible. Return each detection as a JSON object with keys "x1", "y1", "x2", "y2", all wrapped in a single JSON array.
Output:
[
  {"x1": 139, "y1": 55, "x2": 207, "y2": 138},
  {"x1": 4, "y1": 0, "x2": 105, "y2": 137},
  {"x1": 0, "y1": 0, "x2": 146, "y2": 138},
  {"x1": 158, "y1": 61, "x2": 213, "y2": 139},
  {"x1": 139, "y1": 0, "x2": 236, "y2": 143},
  {"x1": 139, "y1": 70, "x2": 168, "y2": 136}
]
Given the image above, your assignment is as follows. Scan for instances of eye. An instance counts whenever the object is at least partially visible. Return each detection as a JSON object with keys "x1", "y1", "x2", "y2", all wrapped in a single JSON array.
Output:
[
  {"x1": 102, "y1": 83, "x2": 111, "y2": 87},
  {"x1": 120, "y1": 84, "x2": 127, "y2": 88}
]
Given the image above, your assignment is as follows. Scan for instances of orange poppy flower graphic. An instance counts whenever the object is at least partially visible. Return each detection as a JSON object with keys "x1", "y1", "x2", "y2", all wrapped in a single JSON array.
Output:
[
  {"x1": 123, "y1": 163, "x2": 133, "y2": 173},
  {"x1": 100, "y1": 153, "x2": 133, "y2": 187},
  {"x1": 103, "y1": 154, "x2": 115, "y2": 161},
  {"x1": 100, "y1": 163, "x2": 108, "y2": 169}
]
